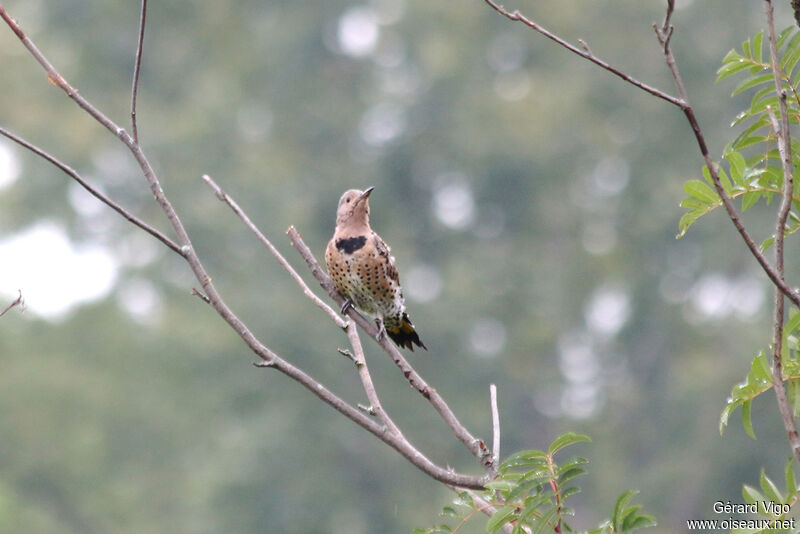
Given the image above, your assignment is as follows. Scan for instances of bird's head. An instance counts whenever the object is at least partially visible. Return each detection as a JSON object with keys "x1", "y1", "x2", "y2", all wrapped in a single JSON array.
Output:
[{"x1": 335, "y1": 186, "x2": 374, "y2": 227}]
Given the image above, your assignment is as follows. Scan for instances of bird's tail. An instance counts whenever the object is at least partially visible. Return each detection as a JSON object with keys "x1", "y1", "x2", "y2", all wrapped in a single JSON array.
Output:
[{"x1": 386, "y1": 312, "x2": 427, "y2": 352}]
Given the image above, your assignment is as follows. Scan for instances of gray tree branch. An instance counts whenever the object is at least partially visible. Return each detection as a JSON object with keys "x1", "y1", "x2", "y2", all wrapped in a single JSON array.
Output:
[
  {"x1": 0, "y1": 4, "x2": 489, "y2": 490},
  {"x1": 130, "y1": 0, "x2": 147, "y2": 144},
  {"x1": 287, "y1": 226, "x2": 496, "y2": 472},
  {"x1": 0, "y1": 125, "x2": 182, "y2": 256},
  {"x1": 764, "y1": 0, "x2": 800, "y2": 463},
  {"x1": 481, "y1": 0, "x2": 800, "y2": 311},
  {"x1": 0, "y1": 290, "x2": 24, "y2": 318}
]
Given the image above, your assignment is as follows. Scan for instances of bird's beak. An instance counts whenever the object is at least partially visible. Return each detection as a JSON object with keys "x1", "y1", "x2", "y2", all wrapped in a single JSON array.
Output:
[{"x1": 356, "y1": 186, "x2": 374, "y2": 204}]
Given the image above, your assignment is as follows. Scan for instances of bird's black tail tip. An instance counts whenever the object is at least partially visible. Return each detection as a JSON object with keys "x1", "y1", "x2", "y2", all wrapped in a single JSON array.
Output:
[{"x1": 387, "y1": 313, "x2": 427, "y2": 352}]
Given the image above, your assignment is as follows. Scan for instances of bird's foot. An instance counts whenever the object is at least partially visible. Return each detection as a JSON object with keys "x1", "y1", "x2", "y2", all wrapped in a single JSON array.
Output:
[
  {"x1": 375, "y1": 318, "x2": 387, "y2": 341},
  {"x1": 340, "y1": 299, "x2": 352, "y2": 315}
]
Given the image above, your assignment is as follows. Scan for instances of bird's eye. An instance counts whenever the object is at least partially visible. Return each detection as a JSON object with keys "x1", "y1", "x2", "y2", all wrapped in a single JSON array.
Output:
[{"x1": 346, "y1": 198, "x2": 351, "y2": 204}]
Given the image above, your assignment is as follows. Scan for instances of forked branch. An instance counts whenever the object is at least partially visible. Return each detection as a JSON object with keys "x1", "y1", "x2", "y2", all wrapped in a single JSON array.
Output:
[
  {"x1": 482, "y1": 0, "x2": 800, "y2": 311},
  {"x1": 482, "y1": 0, "x2": 800, "y2": 463},
  {"x1": 0, "y1": 4, "x2": 489, "y2": 490},
  {"x1": 287, "y1": 226, "x2": 496, "y2": 472},
  {"x1": 0, "y1": 290, "x2": 24, "y2": 318}
]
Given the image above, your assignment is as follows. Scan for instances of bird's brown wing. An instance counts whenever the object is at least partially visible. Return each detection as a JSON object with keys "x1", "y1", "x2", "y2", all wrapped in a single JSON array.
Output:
[{"x1": 372, "y1": 233, "x2": 399, "y2": 284}]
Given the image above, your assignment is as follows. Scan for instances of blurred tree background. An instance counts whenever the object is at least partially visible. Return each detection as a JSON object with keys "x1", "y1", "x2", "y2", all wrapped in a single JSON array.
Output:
[{"x1": 0, "y1": 0, "x2": 797, "y2": 532}]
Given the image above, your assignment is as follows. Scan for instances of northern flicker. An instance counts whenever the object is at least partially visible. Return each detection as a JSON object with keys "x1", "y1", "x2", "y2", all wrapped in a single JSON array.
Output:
[{"x1": 325, "y1": 187, "x2": 427, "y2": 351}]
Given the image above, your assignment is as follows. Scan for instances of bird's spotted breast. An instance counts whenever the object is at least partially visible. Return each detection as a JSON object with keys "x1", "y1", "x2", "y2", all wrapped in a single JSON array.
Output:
[{"x1": 335, "y1": 235, "x2": 367, "y2": 254}]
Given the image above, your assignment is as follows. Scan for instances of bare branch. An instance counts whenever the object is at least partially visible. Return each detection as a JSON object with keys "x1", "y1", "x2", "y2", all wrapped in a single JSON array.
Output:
[
  {"x1": 191, "y1": 287, "x2": 211, "y2": 304},
  {"x1": 0, "y1": 290, "x2": 24, "y2": 318},
  {"x1": 287, "y1": 226, "x2": 495, "y2": 472},
  {"x1": 661, "y1": 0, "x2": 676, "y2": 35},
  {"x1": 490, "y1": 384, "x2": 500, "y2": 472},
  {"x1": 264, "y1": 353, "x2": 488, "y2": 488},
  {"x1": 764, "y1": 0, "x2": 800, "y2": 463},
  {"x1": 202, "y1": 174, "x2": 348, "y2": 329},
  {"x1": 0, "y1": 6, "x2": 489, "y2": 490},
  {"x1": 649, "y1": 6, "x2": 800, "y2": 311},
  {"x1": 481, "y1": 0, "x2": 684, "y2": 107},
  {"x1": 480, "y1": 0, "x2": 800, "y2": 310},
  {"x1": 345, "y1": 321, "x2": 404, "y2": 436},
  {"x1": 0, "y1": 125, "x2": 183, "y2": 256},
  {"x1": 131, "y1": 0, "x2": 148, "y2": 143}
]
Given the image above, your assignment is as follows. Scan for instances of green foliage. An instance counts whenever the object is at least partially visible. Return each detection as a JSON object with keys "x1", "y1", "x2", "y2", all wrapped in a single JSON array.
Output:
[
  {"x1": 720, "y1": 311, "x2": 800, "y2": 437},
  {"x1": 417, "y1": 434, "x2": 655, "y2": 534},
  {"x1": 733, "y1": 460, "x2": 800, "y2": 533},
  {"x1": 678, "y1": 27, "x2": 800, "y2": 239}
]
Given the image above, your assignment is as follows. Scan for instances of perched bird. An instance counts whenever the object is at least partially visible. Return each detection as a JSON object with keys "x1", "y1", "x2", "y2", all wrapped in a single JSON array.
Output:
[{"x1": 325, "y1": 187, "x2": 427, "y2": 351}]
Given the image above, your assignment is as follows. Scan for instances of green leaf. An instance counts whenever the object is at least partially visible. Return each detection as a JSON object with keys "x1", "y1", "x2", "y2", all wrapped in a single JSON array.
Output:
[
  {"x1": 753, "y1": 353, "x2": 772, "y2": 382},
  {"x1": 742, "y1": 400, "x2": 756, "y2": 439},
  {"x1": 718, "y1": 57, "x2": 758, "y2": 81},
  {"x1": 742, "y1": 484, "x2": 765, "y2": 505},
  {"x1": 782, "y1": 38, "x2": 800, "y2": 72},
  {"x1": 557, "y1": 467, "x2": 586, "y2": 486},
  {"x1": 561, "y1": 486, "x2": 581, "y2": 500},
  {"x1": 777, "y1": 26, "x2": 795, "y2": 51},
  {"x1": 684, "y1": 179, "x2": 719, "y2": 204},
  {"x1": 742, "y1": 191, "x2": 761, "y2": 211},
  {"x1": 548, "y1": 433, "x2": 591, "y2": 456},
  {"x1": 677, "y1": 211, "x2": 701, "y2": 238},
  {"x1": 753, "y1": 31, "x2": 764, "y2": 63},
  {"x1": 720, "y1": 403, "x2": 736, "y2": 434},
  {"x1": 613, "y1": 490, "x2": 638, "y2": 529},
  {"x1": 507, "y1": 475, "x2": 552, "y2": 501},
  {"x1": 486, "y1": 505, "x2": 516, "y2": 533},
  {"x1": 782, "y1": 29, "x2": 800, "y2": 60},
  {"x1": 731, "y1": 135, "x2": 768, "y2": 151},
  {"x1": 785, "y1": 45, "x2": 800, "y2": 79},
  {"x1": 532, "y1": 507, "x2": 558, "y2": 534},
  {"x1": 558, "y1": 456, "x2": 588, "y2": 471},
  {"x1": 485, "y1": 480, "x2": 518, "y2": 492},
  {"x1": 517, "y1": 494, "x2": 550, "y2": 525},
  {"x1": 440, "y1": 506, "x2": 458, "y2": 518},
  {"x1": 732, "y1": 72, "x2": 774, "y2": 96},
  {"x1": 760, "y1": 236, "x2": 775, "y2": 253},
  {"x1": 500, "y1": 450, "x2": 548, "y2": 472},
  {"x1": 760, "y1": 468, "x2": 784, "y2": 505},
  {"x1": 587, "y1": 520, "x2": 614, "y2": 534},
  {"x1": 785, "y1": 310, "x2": 800, "y2": 337},
  {"x1": 725, "y1": 152, "x2": 747, "y2": 182},
  {"x1": 750, "y1": 95, "x2": 781, "y2": 115},
  {"x1": 785, "y1": 457, "x2": 797, "y2": 498},
  {"x1": 789, "y1": 380, "x2": 800, "y2": 417},
  {"x1": 622, "y1": 514, "x2": 657, "y2": 532}
]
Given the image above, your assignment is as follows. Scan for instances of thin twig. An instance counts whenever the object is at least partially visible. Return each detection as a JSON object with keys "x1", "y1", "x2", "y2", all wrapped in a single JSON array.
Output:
[
  {"x1": 0, "y1": 6, "x2": 488, "y2": 490},
  {"x1": 202, "y1": 174, "x2": 348, "y2": 329},
  {"x1": 481, "y1": 0, "x2": 684, "y2": 107},
  {"x1": 130, "y1": 0, "x2": 147, "y2": 143},
  {"x1": 0, "y1": 290, "x2": 24, "y2": 317},
  {"x1": 0, "y1": 125, "x2": 183, "y2": 256},
  {"x1": 650, "y1": 5, "x2": 800, "y2": 311},
  {"x1": 345, "y1": 321, "x2": 404, "y2": 436},
  {"x1": 764, "y1": 0, "x2": 800, "y2": 462},
  {"x1": 480, "y1": 0, "x2": 800, "y2": 310},
  {"x1": 490, "y1": 384, "x2": 500, "y2": 473},
  {"x1": 191, "y1": 287, "x2": 211, "y2": 304},
  {"x1": 287, "y1": 226, "x2": 495, "y2": 472}
]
